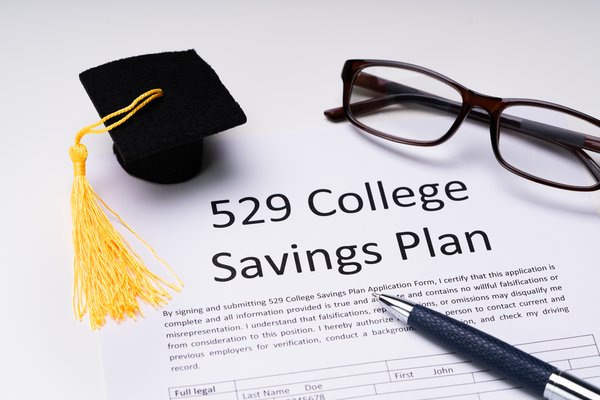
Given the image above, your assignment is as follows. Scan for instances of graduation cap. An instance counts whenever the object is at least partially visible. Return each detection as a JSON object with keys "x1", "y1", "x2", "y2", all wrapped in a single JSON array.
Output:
[
  {"x1": 69, "y1": 50, "x2": 246, "y2": 329},
  {"x1": 79, "y1": 49, "x2": 247, "y2": 183}
]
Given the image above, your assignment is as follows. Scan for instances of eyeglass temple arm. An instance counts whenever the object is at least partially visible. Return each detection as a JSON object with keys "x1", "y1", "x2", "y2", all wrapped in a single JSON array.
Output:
[{"x1": 324, "y1": 74, "x2": 600, "y2": 156}]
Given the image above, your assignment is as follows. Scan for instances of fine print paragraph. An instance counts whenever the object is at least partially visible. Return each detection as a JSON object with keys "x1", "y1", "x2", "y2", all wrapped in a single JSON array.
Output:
[{"x1": 162, "y1": 263, "x2": 567, "y2": 373}]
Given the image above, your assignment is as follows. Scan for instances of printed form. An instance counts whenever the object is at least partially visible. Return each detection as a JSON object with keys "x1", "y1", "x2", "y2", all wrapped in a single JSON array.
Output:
[{"x1": 98, "y1": 124, "x2": 600, "y2": 400}]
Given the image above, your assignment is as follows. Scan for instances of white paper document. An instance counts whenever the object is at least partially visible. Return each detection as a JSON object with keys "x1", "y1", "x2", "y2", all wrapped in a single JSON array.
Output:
[{"x1": 98, "y1": 123, "x2": 600, "y2": 400}]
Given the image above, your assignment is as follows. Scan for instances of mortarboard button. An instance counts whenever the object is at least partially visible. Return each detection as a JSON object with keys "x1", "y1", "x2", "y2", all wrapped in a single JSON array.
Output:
[{"x1": 79, "y1": 49, "x2": 247, "y2": 183}]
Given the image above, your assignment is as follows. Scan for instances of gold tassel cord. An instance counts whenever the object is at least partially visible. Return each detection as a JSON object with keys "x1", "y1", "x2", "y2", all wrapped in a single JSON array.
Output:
[{"x1": 70, "y1": 88, "x2": 183, "y2": 329}]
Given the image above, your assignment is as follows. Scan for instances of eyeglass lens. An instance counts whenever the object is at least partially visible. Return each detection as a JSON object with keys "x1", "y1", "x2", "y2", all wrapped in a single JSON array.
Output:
[
  {"x1": 497, "y1": 105, "x2": 600, "y2": 188},
  {"x1": 349, "y1": 66, "x2": 462, "y2": 143}
]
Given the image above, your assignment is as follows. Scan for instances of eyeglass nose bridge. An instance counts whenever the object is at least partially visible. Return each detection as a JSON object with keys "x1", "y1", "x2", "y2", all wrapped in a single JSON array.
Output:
[
  {"x1": 464, "y1": 89, "x2": 504, "y2": 112},
  {"x1": 446, "y1": 89, "x2": 505, "y2": 138},
  {"x1": 439, "y1": 89, "x2": 503, "y2": 144}
]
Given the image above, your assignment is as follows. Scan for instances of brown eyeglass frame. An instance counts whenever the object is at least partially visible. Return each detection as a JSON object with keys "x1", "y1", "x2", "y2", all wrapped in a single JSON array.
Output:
[{"x1": 325, "y1": 59, "x2": 600, "y2": 192}]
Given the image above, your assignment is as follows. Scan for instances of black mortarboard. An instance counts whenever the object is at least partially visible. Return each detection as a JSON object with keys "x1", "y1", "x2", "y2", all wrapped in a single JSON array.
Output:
[{"x1": 79, "y1": 50, "x2": 247, "y2": 183}]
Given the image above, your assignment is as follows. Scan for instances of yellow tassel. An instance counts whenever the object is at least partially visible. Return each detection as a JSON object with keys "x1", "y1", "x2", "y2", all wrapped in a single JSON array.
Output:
[{"x1": 70, "y1": 88, "x2": 183, "y2": 329}]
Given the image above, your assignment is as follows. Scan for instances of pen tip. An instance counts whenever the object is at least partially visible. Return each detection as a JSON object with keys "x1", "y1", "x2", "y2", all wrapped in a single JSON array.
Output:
[{"x1": 372, "y1": 292, "x2": 380, "y2": 299}]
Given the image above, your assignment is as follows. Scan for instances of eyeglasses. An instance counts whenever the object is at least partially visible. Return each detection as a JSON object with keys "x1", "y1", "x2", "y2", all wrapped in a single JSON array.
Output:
[{"x1": 324, "y1": 60, "x2": 600, "y2": 191}]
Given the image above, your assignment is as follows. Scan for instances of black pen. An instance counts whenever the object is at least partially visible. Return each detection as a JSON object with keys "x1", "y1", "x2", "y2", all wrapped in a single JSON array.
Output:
[{"x1": 374, "y1": 293, "x2": 600, "y2": 400}]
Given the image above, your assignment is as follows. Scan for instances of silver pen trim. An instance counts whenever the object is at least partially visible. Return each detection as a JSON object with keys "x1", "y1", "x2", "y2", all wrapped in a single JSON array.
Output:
[
  {"x1": 373, "y1": 293, "x2": 415, "y2": 324},
  {"x1": 544, "y1": 371, "x2": 600, "y2": 400}
]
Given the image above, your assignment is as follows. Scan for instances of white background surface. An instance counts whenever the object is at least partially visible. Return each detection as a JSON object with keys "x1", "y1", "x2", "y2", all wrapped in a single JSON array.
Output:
[{"x1": 1, "y1": 1, "x2": 599, "y2": 399}]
